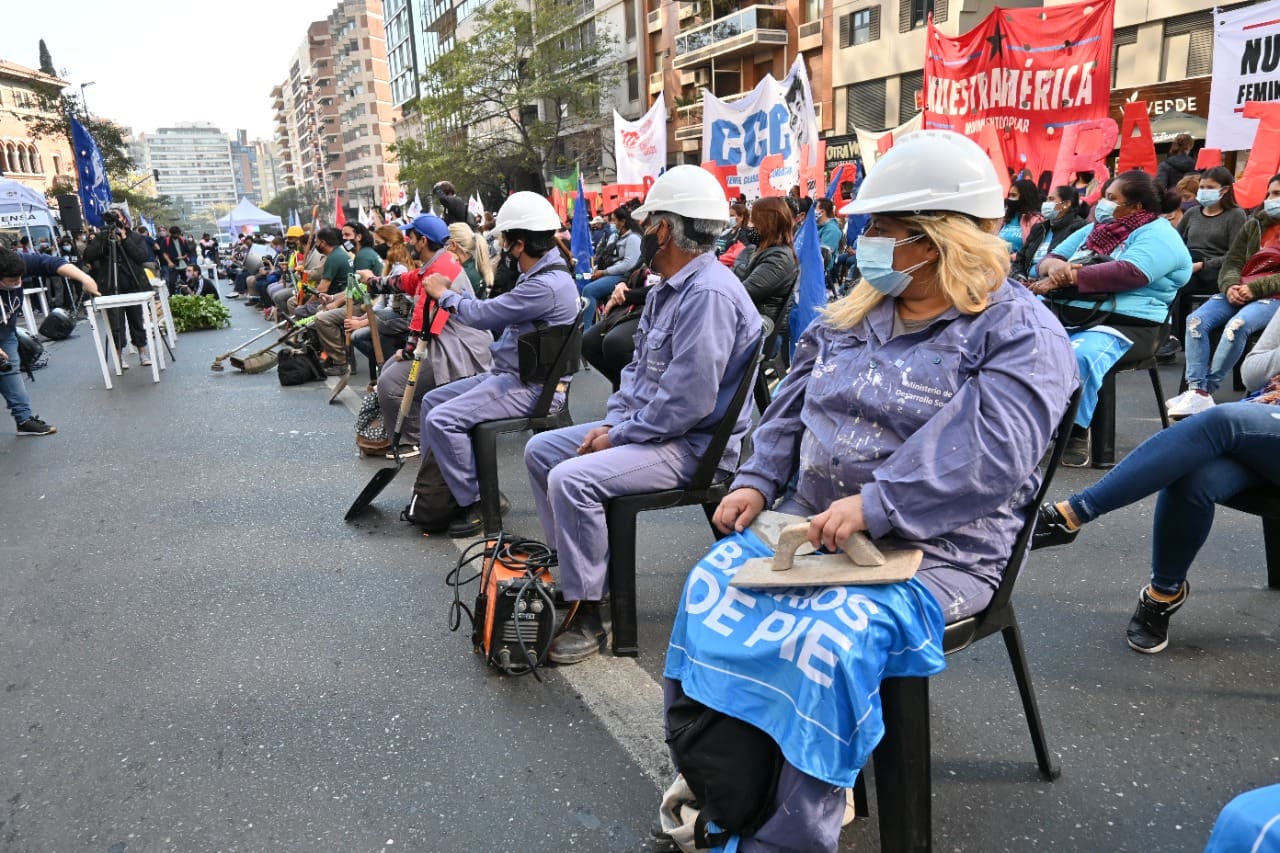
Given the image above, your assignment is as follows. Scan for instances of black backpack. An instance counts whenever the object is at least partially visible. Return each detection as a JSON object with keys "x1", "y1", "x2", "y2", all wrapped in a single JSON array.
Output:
[
  {"x1": 38, "y1": 308, "x2": 76, "y2": 341},
  {"x1": 665, "y1": 692, "x2": 783, "y2": 847},
  {"x1": 401, "y1": 450, "x2": 460, "y2": 531},
  {"x1": 277, "y1": 346, "x2": 325, "y2": 385},
  {"x1": 16, "y1": 328, "x2": 46, "y2": 378}
]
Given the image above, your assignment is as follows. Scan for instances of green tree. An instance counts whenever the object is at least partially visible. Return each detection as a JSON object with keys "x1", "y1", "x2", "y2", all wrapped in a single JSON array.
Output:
[
  {"x1": 263, "y1": 185, "x2": 325, "y2": 219},
  {"x1": 396, "y1": 0, "x2": 620, "y2": 195},
  {"x1": 38, "y1": 40, "x2": 55, "y2": 76},
  {"x1": 15, "y1": 83, "x2": 133, "y2": 181}
]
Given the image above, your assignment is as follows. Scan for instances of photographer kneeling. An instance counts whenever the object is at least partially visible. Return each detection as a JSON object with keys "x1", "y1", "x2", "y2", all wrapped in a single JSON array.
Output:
[{"x1": 0, "y1": 246, "x2": 99, "y2": 436}]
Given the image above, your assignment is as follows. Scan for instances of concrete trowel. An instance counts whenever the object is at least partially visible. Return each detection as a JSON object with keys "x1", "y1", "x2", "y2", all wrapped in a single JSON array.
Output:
[{"x1": 730, "y1": 510, "x2": 922, "y2": 589}]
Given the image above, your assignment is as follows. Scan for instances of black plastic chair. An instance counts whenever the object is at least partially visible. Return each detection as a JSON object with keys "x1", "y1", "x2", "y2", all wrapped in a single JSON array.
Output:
[
  {"x1": 1090, "y1": 318, "x2": 1172, "y2": 468},
  {"x1": 860, "y1": 388, "x2": 1082, "y2": 852},
  {"x1": 605, "y1": 321, "x2": 769, "y2": 656},
  {"x1": 1221, "y1": 487, "x2": 1280, "y2": 590},
  {"x1": 471, "y1": 300, "x2": 589, "y2": 536}
]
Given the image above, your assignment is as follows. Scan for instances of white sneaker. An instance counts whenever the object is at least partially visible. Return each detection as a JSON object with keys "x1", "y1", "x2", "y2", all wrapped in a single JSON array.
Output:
[
  {"x1": 1168, "y1": 391, "x2": 1215, "y2": 418},
  {"x1": 1164, "y1": 390, "x2": 1194, "y2": 410}
]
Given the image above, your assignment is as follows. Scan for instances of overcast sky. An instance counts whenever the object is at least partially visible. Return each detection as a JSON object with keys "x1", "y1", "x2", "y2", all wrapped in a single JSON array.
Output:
[{"x1": 3, "y1": 0, "x2": 343, "y2": 141}]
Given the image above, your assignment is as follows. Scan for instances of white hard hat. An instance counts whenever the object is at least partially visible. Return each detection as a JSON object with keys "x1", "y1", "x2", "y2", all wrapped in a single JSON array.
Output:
[
  {"x1": 839, "y1": 130, "x2": 1005, "y2": 220},
  {"x1": 631, "y1": 165, "x2": 730, "y2": 223},
  {"x1": 493, "y1": 191, "x2": 561, "y2": 234}
]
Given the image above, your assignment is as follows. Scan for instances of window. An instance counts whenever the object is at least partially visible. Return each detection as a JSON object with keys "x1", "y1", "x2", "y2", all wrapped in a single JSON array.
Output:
[
  {"x1": 625, "y1": 0, "x2": 637, "y2": 40},
  {"x1": 899, "y1": 70, "x2": 923, "y2": 124},
  {"x1": 803, "y1": 0, "x2": 820, "y2": 24},
  {"x1": 1165, "y1": 11, "x2": 1214, "y2": 76},
  {"x1": 627, "y1": 59, "x2": 640, "y2": 102},
  {"x1": 899, "y1": 0, "x2": 933, "y2": 32},
  {"x1": 846, "y1": 78, "x2": 887, "y2": 131},
  {"x1": 839, "y1": 8, "x2": 879, "y2": 47}
]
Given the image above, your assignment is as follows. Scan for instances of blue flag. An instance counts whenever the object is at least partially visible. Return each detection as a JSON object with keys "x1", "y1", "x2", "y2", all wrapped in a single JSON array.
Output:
[
  {"x1": 69, "y1": 115, "x2": 113, "y2": 229},
  {"x1": 289, "y1": 209, "x2": 301, "y2": 229},
  {"x1": 570, "y1": 173, "x2": 593, "y2": 283},
  {"x1": 789, "y1": 202, "x2": 826, "y2": 359}
]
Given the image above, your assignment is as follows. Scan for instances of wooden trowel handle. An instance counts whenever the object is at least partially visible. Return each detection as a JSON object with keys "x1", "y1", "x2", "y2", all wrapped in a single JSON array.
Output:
[{"x1": 771, "y1": 522, "x2": 887, "y2": 571}]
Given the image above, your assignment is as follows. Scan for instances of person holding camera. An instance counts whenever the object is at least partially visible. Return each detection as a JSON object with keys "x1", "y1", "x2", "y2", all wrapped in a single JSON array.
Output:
[
  {"x1": 0, "y1": 246, "x2": 99, "y2": 436},
  {"x1": 83, "y1": 213, "x2": 154, "y2": 369}
]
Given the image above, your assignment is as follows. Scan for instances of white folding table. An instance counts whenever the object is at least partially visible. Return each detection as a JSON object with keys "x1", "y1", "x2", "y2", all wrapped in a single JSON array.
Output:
[
  {"x1": 20, "y1": 286, "x2": 47, "y2": 335},
  {"x1": 151, "y1": 278, "x2": 177, "y2": 351},
  {"x1": 85, "y1": 292, "x2": 165, "y2": 389}
]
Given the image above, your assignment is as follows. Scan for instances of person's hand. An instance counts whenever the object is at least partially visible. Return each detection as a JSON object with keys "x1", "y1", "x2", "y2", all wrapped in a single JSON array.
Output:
[
  {"x1": 1028, "y1": 278, "x2": 1055, "y2": 296},
  {"x1": 1047, "y1": 263, "x2": 1080, "y2": 288},
  {"x1": 591, "y1": 270, "x2": 604, "y2": 280},
  {"x1": 576, "y1": 425, "x2": 612, "y2": 455},
  {"x1": 1193, "y1": 261, "x2": 1204, "y2": 272},
  {"x1": 1227, "y1": 284, "x2": 1254, "y2": 306},
  {"x1": 1037, "y1": 257, "x2": 1066, "y2": 279},
  {"x1": 422, "y1": 273, "x2": 451, "y2": 300},
  {"x1": 400, "y1": 334, "x2": 419, "y2": 361},
  {"x1": 355, "y1": 268, "x2": 376, "y2": 282},
  {"x1": 713, "y1": 487, "x2": 766, "y2": 534},
  {"x1": 81, "y1": 276, "x2": 100, "y2": 297},
  {"x1": 343, "y1": 315, "x2": 369, "y2": 332},
  {"x1": 0, "y1": 346, "x2": 8, "y2": 364},
  {"x1": 808, "y1": 495, "x2": 867, "y2": 553}
]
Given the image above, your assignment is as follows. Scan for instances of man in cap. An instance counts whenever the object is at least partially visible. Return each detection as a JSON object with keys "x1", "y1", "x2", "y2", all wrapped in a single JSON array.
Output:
[
  {"x1": 413, "y1": 195, "x2": 580, "y2": 536},
  {"x1": 522, "y1": 165, "x2": 763, "y2": 664}
]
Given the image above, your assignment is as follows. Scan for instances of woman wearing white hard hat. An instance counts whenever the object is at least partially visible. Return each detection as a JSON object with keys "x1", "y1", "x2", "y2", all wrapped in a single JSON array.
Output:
[{"x1": 665, "y1": 131, "x2": 1078, "y2": 852}]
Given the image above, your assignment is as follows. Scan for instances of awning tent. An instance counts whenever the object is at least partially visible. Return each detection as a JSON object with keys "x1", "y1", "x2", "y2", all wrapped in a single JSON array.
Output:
[
  {"x1": 0, "y1": 178, "x2": 49, "y2": 214},
  {"x1": 217, "y1": 197, "x2": 282, "y2": 231}
]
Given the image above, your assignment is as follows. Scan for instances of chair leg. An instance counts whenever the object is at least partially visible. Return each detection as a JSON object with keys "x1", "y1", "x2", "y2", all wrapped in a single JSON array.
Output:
[
  {"x1": 873, "y1": 677, "x2": 932, "y2": 853},
  {"x1": 605, "y1": 505, "x2": 641, "y2": 657},
  {"x1": 1148, "y1": 367, "x2": 1170, "y2": 429},
  {"x1": 753, "y1": 370, "x2": 771, "y2": 416},
  {"x1": 1262, "y1": 517, "x2": 1280, "y2": 590},
  {"x1": 999, "y1": 615, "x2": 1061, "y2": 781},
  {"x1": 852, "y1": 772, "x2": 869, "y2": 819},
  {"x1": 1091, "y1": 369, "x2": 1117, "y2": 469},
  {"x1": 472, "y1": 428, "x2": 505, "y2": 537}
]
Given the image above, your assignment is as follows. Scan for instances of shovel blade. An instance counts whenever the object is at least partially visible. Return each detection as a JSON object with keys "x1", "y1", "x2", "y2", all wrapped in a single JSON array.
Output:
[
  {"x1": 328, "y1": 368, "x2": 351, "y2": 404},
  {"x1": 344, "y1": 461, "x2": 404, "y2": 520}
]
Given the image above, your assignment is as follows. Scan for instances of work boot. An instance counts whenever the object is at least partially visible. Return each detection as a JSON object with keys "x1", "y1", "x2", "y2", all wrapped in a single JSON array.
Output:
[
  {"x1": 550, "y1": 600, "x2": 610, "y2": 665},
  {"x1": 1126, "y1": 582, "x2": 1190, "y2": 654},
  {"x1": 446, "y1": 493, "x2": 511, "y2": 538},
  {"x1": 1061, "y1": 426, "x2": 1090, "y2": 468}
]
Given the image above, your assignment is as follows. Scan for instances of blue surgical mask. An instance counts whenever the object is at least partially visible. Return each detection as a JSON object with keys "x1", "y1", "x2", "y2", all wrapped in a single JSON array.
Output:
[
  {"x1": 1196, "y1": 189, "x2": 1222, "y2": 207},
  {"x1": 856, "y1": 234, "x2": 928, "y2": 297},
  {"x1": 1093, "y1": 199, "x2": 1118, "y2": 224},
  {"x1": 1040, "y1": 201, "x2": 1059, "y2": 221},
  {"x1": 1265, "y1": 198, "x2": 1280, "y2": 219}
]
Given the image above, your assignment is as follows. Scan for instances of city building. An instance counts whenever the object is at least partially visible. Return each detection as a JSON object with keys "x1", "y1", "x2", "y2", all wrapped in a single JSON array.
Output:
[
  {"x1": 141, "y1": 123, "x2": 238, "y2": 220},
  {"x1": 0, "y1": 59, "x2": 74, "y2": 194},
  {"x1": 228, "y1": 130, "x2": 282, "y2": 205},
  {"x1": 271, "y1": 0, "x2": 399, "y2": 208}
]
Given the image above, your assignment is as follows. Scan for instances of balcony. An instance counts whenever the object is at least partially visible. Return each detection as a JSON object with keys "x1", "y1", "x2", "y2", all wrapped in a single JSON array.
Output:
[
  {"x1": 672, "y1": 5, "x2": 787, "y2": 70},
  {"x1": 673, "y1": 89, "x2": 750, "y2": 141},
  {"x1": 647, "y1": 7, "x2": 662, "y2": 32},
  {"x1": 798, "y1": 18, "x2": 822, "y2": 51},
  {"x1": 649, "y1": 71, "x2": 664, "y2": 94}
]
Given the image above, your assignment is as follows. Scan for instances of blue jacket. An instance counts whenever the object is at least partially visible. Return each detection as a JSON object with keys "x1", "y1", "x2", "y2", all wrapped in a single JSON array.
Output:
[
  {"x1": 1049, "y1": 218, "x2": 1192, "y2": 323},
  {"x1": 733, "y1": 281, "x2": 1077, "y2": 594},
  {"x1": 606, "y1": 251, "x2": 761, "y2": 468},
  {"x1": 436, "y1": 251, "x2": 579, "y2": 379}
]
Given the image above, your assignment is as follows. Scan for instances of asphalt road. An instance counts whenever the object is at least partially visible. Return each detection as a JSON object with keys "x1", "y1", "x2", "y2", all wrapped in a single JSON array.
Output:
[{"x1": 1, "y1": 301, "x2": 1277, "y2": 853}]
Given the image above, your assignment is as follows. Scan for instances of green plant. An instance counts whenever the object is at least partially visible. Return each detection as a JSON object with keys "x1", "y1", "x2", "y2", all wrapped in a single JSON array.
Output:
[{"x1": 168, "y1": 294, "x2": 230, "y2": 333}]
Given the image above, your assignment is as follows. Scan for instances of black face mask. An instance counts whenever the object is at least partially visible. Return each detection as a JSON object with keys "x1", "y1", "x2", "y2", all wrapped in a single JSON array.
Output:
[
  {"x1": 742, "y1": 227, "x2": 761, "y2": 246},
  {"x1": 640, "y1": 227, "x2": 664, "y2": 267},
  {"x1": 374, "y1": 243, "x2": 389, "y2": 259},
  {"x1": 408, "y1": 244, "x2": 420, "y2": 261},
  {"x1": 490, "y1": 251, "x2": 521, "y2": 297}
]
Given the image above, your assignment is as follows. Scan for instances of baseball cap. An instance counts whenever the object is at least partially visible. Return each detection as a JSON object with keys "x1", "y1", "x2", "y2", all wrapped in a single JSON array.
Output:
[{"x1": 400, "y1": 213, "x2": 450, "y2": 244}]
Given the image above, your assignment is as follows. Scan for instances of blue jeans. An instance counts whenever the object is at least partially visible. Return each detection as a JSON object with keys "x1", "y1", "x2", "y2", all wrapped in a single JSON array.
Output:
[
  {"x1": 1185, "y1": 294, "x2": 1280, "y2": 393},
  {"x1": 0, "y1": 324, "x2": 33, "y2": 424},
  {"x1": 581, "y1": 275, "x2": 625, "y2": 329},
  {"x1": 1068, "y1": 401, "x2": 1280, "y2": 593}
]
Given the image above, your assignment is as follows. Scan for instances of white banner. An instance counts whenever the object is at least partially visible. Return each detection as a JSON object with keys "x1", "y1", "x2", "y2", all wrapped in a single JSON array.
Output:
[
  {"x1": 614, "y1": 100, "x2": 667, "y2": 185},
  {"x1": 854, "y1": 113, "x2": 923, "y2": 172},
  {"x1": 701, "y1": 57, "x2": 819, "y2": 199},
  {"x1": 1208, "y1": 0, "x2": 1280, "y2": 150}
]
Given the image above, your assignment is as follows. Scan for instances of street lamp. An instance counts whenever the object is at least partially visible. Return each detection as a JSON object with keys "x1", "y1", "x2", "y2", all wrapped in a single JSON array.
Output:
[{"x1": 79, "y1": 82, "x2": 95, "y2": 119}]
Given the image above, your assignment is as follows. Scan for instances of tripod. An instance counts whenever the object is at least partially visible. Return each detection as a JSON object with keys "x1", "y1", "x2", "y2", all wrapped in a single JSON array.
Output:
[{"x1": 96, "y1": 223, "x2": 175, "y2": 367}]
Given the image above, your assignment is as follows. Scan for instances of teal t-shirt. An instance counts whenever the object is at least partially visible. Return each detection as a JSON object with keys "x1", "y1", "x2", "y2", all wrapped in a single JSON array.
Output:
[
  {"x1": 353, "y1": 246, "x2": 383, "y2": 276},
  {"x1": 320, "y1": 246, "x2": 352, "y2": 292}
]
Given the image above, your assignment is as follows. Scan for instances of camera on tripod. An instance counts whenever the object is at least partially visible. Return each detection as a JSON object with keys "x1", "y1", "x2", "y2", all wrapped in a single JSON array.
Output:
[{"x1": 101, "y1": 209, "x2": 122, "y2": 228}]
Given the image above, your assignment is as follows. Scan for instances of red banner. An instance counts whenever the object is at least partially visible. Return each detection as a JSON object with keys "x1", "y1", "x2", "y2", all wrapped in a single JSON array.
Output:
[{"x1": 923, "y1": 0, "x2": 1114, "y2": 179}]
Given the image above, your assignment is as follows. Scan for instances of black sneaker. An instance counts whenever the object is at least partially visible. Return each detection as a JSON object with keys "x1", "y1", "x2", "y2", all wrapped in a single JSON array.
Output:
[
  {"x1": 446, "y1": 493, "x2": 512, "y2": 538},
  {"x1": 1155, "y1": 335, "x2": 1181, "y2": 364},
  {"x1": 1061, "y1": 428, "x2": 1090, "y2": 468},
  {"x1": 16, "y1": 416, "x2": 56, "y2": 436},
  {"x1": 1126, "y1": 583, "x2": 1190, "y2": 654},
  {"x1": 1031, "y1": 503, "x2": 1080, "y2": 550}
]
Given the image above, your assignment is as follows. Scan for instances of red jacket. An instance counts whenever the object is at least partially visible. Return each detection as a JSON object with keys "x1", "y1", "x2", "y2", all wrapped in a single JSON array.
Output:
[{"x1": 394, "y1": 251, "x2": 464, "y2": 335}]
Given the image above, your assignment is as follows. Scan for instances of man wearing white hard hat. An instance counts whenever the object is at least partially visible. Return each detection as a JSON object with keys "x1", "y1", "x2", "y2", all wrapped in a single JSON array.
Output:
[
  {"x1": 524, "y1": 165, "x2": 762, "y2": 665},
  {"x1": 653, "y1": 132, "x2": 1078, "y2": 852},
  {"x1": 415, "y1": 191, "x2": 580, "y2": 537}
]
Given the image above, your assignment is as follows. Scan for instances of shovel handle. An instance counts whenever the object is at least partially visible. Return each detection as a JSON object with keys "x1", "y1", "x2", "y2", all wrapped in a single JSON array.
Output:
[{"x1": 771, "y1": 522, "x2": 887, "y2": 571}]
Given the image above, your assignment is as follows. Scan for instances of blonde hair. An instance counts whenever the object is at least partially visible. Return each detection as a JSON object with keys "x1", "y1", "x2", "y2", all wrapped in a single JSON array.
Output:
[
  {"x1": 448, "y1": 223, "x2": 494, "y2": 288},
  {"x1": 824, "y1": 212, "x2": 1009, "y2": 330}
]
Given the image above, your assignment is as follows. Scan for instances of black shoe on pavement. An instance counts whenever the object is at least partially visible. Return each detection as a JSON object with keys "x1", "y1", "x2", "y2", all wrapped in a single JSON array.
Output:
[
  {"x1": 446, "y1": 493, "x2": 512, "y2": 538},
  {"x1": 1061, "y1": 427, "x2": 1090, "y2": 468},
  {"x1": 1155, "y1": 335, "x2": 1181, "y2": 364},
  {"x1": 549, "y1": 601, "x2": 610, "y2": 665},
  {"x1": 1031, "y1": 503, "x2": 1080, "y2": 550},
  {"x1": 1126, "y1": 583, "x2": 1190, "y2": 654},
  {"x1": 16, "y1": 416, "x2": 56, "y2": 436}
]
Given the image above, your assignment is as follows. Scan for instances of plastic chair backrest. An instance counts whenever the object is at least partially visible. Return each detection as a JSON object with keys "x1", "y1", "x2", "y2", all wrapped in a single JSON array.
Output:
[
  {"x1": 685, "y1": 319, "x2": 770, "y2": 492},
  {"x1": 528, "y1": 297, "x2": 589, "y2": 418}
]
